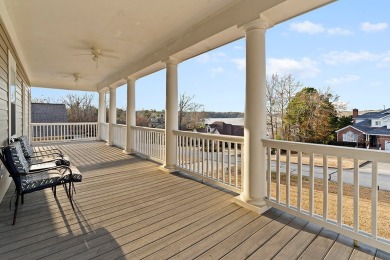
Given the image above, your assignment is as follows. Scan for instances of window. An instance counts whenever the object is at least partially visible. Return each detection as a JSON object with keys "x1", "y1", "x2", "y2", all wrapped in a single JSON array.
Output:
[
  {"x1": 343, "y1": 131, "x2": 358, "y2": 142},
  {"x1": 8, "y1": 50, "x2": 16, "y2": 139},
  {"x1": 375, "y1": 121, "x2": 382, "y2": 126}
]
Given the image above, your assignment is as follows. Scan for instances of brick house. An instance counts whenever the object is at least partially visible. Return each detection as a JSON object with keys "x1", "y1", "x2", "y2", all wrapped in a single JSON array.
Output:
[{"x1": 336, "y1": 108, "x2": 390, "y2": 150}]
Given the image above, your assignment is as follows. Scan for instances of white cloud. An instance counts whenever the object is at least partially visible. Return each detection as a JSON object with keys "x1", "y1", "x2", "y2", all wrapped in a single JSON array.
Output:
[
  {"x1": 361, "y1": 22, "x2": 388, "y2": 32},
  {"x1": 325, "y1": 74, "x2": 360, "y2": 85},
  {"x1": 196, "y1": 52, "x2": 227, "y2": 63},
  {"x1": 289, "y1": 21, "x2": 352, "y2": 36},
  {"x1": 267, "y1": 57, "x2": 320, "y2": 78},
  {"x1": 231, "y1": 58, "x2": 246, "y2": 70},
  {"x1": 323, "y1": 51, "x2": 378, "y2": 65},
  {"x1": 290, "y1": 21, "x2": 325, "y2": 34},
  {"x1": 210, "y1": 67, "x2": 224, "y2": 73},
  {"x1": 327, "y1": 27, "x2": 353, "y2": 36},
  {"x1": 233, "y1": 45, "x2": 244, "y2": 50}
]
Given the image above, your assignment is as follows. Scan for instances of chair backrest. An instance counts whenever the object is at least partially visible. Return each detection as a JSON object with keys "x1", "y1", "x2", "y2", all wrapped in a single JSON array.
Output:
[
  {"x1": 8, "y1": 141, "x2": 30, "y2": 174},
  {"x1": 0, "y1": 146, "x2": 22, "y2": 191},
  {"x1": 15, "y1": 136, "x2": 34, "y2": 161}
]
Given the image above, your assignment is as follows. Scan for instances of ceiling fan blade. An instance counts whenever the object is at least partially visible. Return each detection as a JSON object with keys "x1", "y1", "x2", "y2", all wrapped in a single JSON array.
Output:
[
  {"x1": 102, "y1": 53, "x2": 119, "y2": 59},
  {"x1": 73, "y1": 53, "x2": 93, "y2": 56}
]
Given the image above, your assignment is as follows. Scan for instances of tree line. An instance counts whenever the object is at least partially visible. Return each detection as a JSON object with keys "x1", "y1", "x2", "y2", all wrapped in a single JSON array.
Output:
[{"x1": 33, "y1": 74, "x2": 353, "y2": 144}]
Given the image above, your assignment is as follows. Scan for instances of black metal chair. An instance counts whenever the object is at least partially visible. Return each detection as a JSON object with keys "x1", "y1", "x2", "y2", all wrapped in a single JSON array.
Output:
[{"x1": 0, "y1": 141, "x2": 82, "y2": 225}]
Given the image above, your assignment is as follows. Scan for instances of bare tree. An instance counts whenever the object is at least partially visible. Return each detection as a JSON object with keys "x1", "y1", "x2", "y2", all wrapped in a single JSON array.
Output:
[
  {"x1": 266, "y1": 74, "x2": 301, "y2": 139},
  {"x1": 61, "y1": 93, "x2": 98, "y2": 122},
  {"x1": 178, "y1": 93, "x2": 205, "y2": 130}
]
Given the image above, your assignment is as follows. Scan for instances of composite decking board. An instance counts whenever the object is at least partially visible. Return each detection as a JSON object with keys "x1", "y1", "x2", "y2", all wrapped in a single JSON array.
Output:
[
  {"x1": 1, "y1": 183, "x2": 216, "y2": 259},
  {"x1": 299, "y1": 228, "x2": 339, "y2": 259},
  {"x1": 216, "y1": 211, "x2": 294, "y2": 260},
  {"x1": 0, "y1": 179, "x2": 201, "y2": 248},
  {"x1": 123, "y1": 205, "x2": 245, "y2": 260},
  {"x1": 169, "y1": 210, "x2": 261, "y2": 260},
  {"x1": 350, "y1": 243, "x2": 377, "y2": 260},
  {"x1": 0, "y1": 171, "x2": 187, "y2": 226},
  {"x1": 0, "y1": 141, "x2": 387, "y2": 259},
  {"x1": 272, "y1": 222, "x2": 323, "y2": 260},
  {"x1": 142, "y1": 208, "x2": 253, "y2": 260},
  {"x1": 324, "y1": 234, "x2": 354, "y2": 260},
  {"x1": 247, "y1": 216, "x2": 309, "y2": 260},
  {"x1": 92, "y1": 196, "x2": 238, "y2": 260},
  {"x1": 49, "y1": 193, "x2": 233, "y2": 259}
]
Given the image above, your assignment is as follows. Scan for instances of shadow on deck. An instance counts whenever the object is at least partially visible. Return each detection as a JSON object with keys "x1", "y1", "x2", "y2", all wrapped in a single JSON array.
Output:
[{"x1": 0, "y1": 141, "x2": 388, "y2": 259}]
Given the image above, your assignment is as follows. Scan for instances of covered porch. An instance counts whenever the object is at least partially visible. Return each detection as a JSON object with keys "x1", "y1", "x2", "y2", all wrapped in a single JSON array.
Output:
[
  {"x1": 0, "y1": 141, "x2": 387, "y2": 259},
  {"x1": 0, "y1": 0, "x2": 389, "y2": 257}
]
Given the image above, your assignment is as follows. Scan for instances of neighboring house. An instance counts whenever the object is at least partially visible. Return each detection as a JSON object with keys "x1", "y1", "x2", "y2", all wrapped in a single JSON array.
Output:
[
  {"x1": 336, "y1": 108, "x2": 390, "y2": 150},
  {"x1": 31, "y1": 103, "x2": 68, "y2": 137},
  {"x1": 194, "y1": 121, "x2": 243, "y2": 136},
  {"x1": 148, "y1": 113, "x2": 165, "y2": 128}
]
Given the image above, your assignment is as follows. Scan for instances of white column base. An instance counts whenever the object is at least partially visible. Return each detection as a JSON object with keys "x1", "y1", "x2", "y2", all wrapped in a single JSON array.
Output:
[
  {"x1": 159, "y1": 165, "x2": 178, "y2": 173},
  {"x1": 123, "y1": 149, "x2": 134, "y2": 154},
  {"x1": 232, "y1": 194, "x2": 270, "y2": 215},
  {"x1": 106, "y1": 141, "x2": 113, "y2": 146}
]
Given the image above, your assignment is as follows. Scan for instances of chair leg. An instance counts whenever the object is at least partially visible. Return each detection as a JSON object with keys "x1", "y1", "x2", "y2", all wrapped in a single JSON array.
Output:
[
  {"x1": 64, "y1": 183, "x2": 74, "y2": 211},
  {"x1": 12, "y1": 193, "x2": 20, "y2": 225},
  {"x1": 53, "y1": 186, "x2": 57, "y2": 197},
  {"x1": 21, "y1": 194, "x2": 24, "y2": 205}
]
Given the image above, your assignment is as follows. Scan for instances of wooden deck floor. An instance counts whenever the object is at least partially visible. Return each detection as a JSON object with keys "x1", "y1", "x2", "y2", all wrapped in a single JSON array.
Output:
[{"x1": 0, "y1": 141, "x2": 389, "y2": 259}]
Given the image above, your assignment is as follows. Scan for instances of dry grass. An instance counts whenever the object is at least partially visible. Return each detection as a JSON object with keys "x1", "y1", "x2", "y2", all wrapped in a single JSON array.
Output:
[
  {"x1": 271, "y1": 153, "x2": 367, "y2": 169},
  {"x1": 271, "y1": 173, "x2": 390, "y2": 239}
]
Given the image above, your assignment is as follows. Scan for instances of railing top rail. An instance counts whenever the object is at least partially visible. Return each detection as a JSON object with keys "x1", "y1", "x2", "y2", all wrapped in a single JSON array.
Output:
[
  {"x1": 31, "y1": 122, "x2": 98, "y2": 126},
  {"x1": 112, "y1": 123, "x2": 126, "y2": 128},
  {"x1": 262, "y1": 138, "x2": 390, "y2": 163},
  {"x1": 131, "y1": 126, "x2": 166, "y2": 133},
  {"x1": 173, "y1": 130, "x2": 244, "y2": 143}
]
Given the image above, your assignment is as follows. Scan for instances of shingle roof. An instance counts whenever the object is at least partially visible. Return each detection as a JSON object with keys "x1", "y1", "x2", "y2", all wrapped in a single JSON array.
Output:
[
  {"x1": 356, "y1": 108, "x2": 390, "y2": 119},
  {"x1": 31, "y1": 103, "x2": 68, "y2": 123},
  {"x1": 351, "y1": 119, "x2": 390, "y2": 136}
]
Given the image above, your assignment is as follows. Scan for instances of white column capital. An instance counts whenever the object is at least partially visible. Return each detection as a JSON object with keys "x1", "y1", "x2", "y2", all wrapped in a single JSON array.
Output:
[
  {"x1": 126, "y1": 76, "x2": 136, "y2": 83},
  {"x1": 244, "y1": 19, "x2": 269, "y2": 32},
  {"x1": 164, "y1": 57, "x2": 180, "y2": 66},
  {"x1": 109, "y1": 84, "x2": 116, "y2": 89}
]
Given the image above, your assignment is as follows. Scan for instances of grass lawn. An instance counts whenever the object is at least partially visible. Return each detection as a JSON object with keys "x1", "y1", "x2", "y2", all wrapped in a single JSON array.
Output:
[{"x1": 270, "y1": 173, "x2": 390, "y2": 239}]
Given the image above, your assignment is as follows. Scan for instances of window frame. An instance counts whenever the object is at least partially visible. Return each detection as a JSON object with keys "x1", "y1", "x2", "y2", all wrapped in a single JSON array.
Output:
[{"x1": 8, "y1": 50, "x2": 17, "y2": 141}]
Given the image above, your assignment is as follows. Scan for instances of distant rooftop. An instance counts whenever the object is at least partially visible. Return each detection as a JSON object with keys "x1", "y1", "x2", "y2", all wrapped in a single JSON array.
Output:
[{"x1": 31, "y1": 103, "x2": 68, "y2": 123}]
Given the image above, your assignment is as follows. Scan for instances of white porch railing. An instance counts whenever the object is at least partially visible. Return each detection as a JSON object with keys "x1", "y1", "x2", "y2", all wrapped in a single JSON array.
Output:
[
  {"x1": 112, "y1": 124, "x2": 126, "y2": 148},
  {"x1": 173, "y1": 130, "x2": 244, "y2": 193},
  {"x1": 30, "y1": 122, "x2": 98, "y2": 142},
  {"x1": 100, "y1": 123, "x2": 109, "y2": 141},
  {"x1": 263, "y1": 139, "x2": 390, "y2": 253},
  {"x1": 131, "y1": 126, "x2": 166, "y2": 164}
]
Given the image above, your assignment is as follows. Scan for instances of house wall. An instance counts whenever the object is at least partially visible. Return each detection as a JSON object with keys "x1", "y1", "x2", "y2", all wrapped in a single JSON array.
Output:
[
  {"x1": 377, "y1": 136, "x2": 390, "y2": 150},
  {"x1": 0, "y1": 19, "x2": 30, "y2": 203},
  {"x1": 336, "y1": 127, "x2": 365, "y2": 143}
]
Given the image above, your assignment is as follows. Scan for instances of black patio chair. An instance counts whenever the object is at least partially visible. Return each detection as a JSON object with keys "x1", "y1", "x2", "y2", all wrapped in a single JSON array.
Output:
[
  {"x1": 0, "y1": 142, "x2": 82, "y2": 225},
  {"x1": 14, "y1": 137, "x2": 70, "y2": 170}
]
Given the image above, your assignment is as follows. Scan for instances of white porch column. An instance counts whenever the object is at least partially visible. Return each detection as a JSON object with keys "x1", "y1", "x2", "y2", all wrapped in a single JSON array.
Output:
[
  {"x1": 124, "y1": 77, "x2": 136, "y2": 154},
  {"x1": 98, "y1": 91, "x2": 106, "y2": 140},
  {"x1": 161, "y1": 58, "x2": 179, "y2": 172},
  {"x1": 107, "y1": 85, "x2": 116, "y2": 146},
  {"x1": 233, "y1": 19, "x2": 270, "y2": 214}
]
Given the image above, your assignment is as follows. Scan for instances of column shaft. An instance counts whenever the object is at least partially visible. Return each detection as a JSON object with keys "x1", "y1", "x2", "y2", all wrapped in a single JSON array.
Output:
[
  {"x1": 108, "y1": 86, "x2": 116, "y2": 145},
  {"x1": 125, "y1": 78, "x2": 136, "y2": 153}
]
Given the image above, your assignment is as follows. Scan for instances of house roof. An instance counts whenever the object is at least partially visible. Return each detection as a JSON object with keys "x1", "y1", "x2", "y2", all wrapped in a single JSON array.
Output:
[
  {"x1": 338, "y1": 119, "x2": 390, "y2": 136},
  {"x1": 355, "y1": 108, "x2": 390, "y2": 120},
  {"x1": 31, "y1": 103, "x2": 68, "y2": 123}
]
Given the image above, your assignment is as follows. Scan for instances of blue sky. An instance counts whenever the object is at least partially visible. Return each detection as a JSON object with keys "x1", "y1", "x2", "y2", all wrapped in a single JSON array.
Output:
[{"x1": 32, "y1": 0, "x2": 390, "y2": 112}]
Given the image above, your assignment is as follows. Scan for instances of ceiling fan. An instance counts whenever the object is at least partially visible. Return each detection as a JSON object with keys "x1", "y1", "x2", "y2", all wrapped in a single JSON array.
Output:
[
  {"x1": 74, "y1": 47, "x2": 118, "y2": 69},
  {"x1": 61, "y1": 73, "x2": 83, "y2": 87}
]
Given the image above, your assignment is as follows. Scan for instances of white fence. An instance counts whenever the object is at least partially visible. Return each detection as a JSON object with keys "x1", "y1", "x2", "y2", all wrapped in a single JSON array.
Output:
[
  {"x1": 173, "y1": 130, "x2": 244, "y2": 193},
  {"x1": 100, "y1": 123, "x2": 109, "y2": 141},
  {"x1": 31, "y1": 123, "x2": 98, "y2": 142},
  {"x1": 112, "y1": 124, "x2": 126, "y2": 148},
  {"x1": 263, "y1": 139, "x2": 390, "y2": 252},
  {"x1": 131, "y1": 126, "x2": 166, "y2": 164}
]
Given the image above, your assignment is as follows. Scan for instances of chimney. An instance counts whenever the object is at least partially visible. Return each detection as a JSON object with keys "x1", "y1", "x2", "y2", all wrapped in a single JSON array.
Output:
[{"x1": 352, "y1": 108, "x2": 358, "y2": 124}]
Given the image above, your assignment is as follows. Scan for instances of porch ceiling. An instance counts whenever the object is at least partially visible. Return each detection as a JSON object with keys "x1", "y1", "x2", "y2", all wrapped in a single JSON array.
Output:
[{"x1": 1, "y1": 0, "x2": 335, "y2": 92}]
